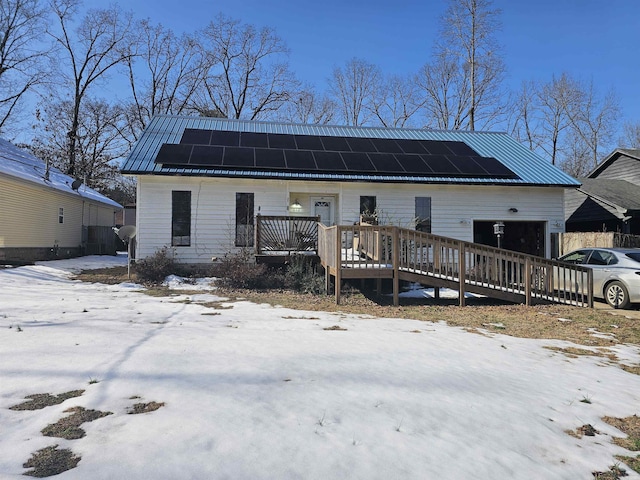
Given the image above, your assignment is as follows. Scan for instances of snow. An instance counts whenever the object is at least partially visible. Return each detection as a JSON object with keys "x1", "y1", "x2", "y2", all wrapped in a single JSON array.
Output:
[
  {"x1": 0, "y1": 138, "x2": 121, "y2": 209},
  {"x1": 1, "y1": 256, "x2": 640, "y2": 479}
]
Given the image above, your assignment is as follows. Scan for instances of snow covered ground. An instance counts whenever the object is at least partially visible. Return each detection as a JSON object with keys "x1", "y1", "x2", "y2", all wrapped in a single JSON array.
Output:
[{"x1": 1, "y1": 255, "x2": 640, "y2": 479}]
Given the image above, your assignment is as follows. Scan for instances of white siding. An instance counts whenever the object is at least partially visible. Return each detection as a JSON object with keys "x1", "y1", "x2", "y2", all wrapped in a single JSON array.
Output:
[{"x1": 136, "y1": 176, "x2": 567, "y2": 262}]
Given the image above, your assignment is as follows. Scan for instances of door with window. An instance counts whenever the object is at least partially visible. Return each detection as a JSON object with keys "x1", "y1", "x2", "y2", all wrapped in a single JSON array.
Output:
[{"x1": 311, "y1": 196, "x2": 335, "y2": 225}]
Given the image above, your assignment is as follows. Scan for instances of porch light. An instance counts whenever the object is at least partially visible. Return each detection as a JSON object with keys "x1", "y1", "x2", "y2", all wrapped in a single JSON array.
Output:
[
  {"x1": 290, "y1": 198, "x2": 302, "y2": 210},
  {"x1": 493, "y1": 221, "x2": 505, "y2": 249}
]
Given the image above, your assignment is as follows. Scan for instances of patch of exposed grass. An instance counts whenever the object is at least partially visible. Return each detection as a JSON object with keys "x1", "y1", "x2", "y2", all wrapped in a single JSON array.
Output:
[
  {"x1": 9, "y1": 390, "x2": 84, "y2": 411},
  {"x1": 566, "y1": 424, "x2": 599, "y2": 439},
  {"x1": 592, "y1": 463, "x2": 629, "y2": 479},
  {"x1": 323, "y1": 325, "x2": 347, "y2": 331},
  {"x1": 544, "y1": 346, "x2": 618, "y2": 361},
  {"x1": 603, "y1": 415, "x2": 640, "y2": 451},
  {"x1": 42, "y1": 406, "x2": 112, "y2": 440},
  {"x1": 621, "y1": 365, "x2": 640, "y2": 376},
  {"x1": 128, "y1": 401, "x2": 165, "y2": 414},
  {"x1": 23, "y1": 445, "x2": 80, "y2": 478},
  {"x1": 615, "y1": 455, "x2": 640, "y2": 474}
]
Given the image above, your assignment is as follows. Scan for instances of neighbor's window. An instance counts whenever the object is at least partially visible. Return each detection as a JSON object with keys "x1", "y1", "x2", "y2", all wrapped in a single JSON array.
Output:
[
  {"x1": 360, "y1": 196, "x2": 376, "y2": 216},
  {"x1": 172, "y1": 191, "x2": 191, "y2": 246},
  {"x1": 58, "y1": 207, "x2": 64, "y2": 224},
  {"x1": 415, "y1": 197, "x2": 431, "y2": 233},
  {"x1": 235, "y1": 192, "x2": 254, "y2": 247}
]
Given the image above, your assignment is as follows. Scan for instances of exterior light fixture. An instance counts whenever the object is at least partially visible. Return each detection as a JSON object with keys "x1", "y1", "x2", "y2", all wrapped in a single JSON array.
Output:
[
  {"x1": 508, "y1": 207, "x2": 518, "y2": 213},
  {"x1": 290, "y1": 198, "x2": 302, "y2": 210},
  {"x1": 493, "y1": 221, "x2": 505, "y2": 249}
]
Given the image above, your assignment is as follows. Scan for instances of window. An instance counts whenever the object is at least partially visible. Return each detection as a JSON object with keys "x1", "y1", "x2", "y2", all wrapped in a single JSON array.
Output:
[
  {"x1": 58, "y1": 207, "x2": 64, "y2": 224},
  {"x1": 172, "y1": 191, "x2": 191, "y2": 246},
  {"x1": 235, "y1": 193, "x2": 254, "y2": 247},
  {"x1": 415, "y1": 197, "x2": 431, "y2": 233},
  {"x1": 359, "y1": 196, "x2": 376, "y2": 215}
]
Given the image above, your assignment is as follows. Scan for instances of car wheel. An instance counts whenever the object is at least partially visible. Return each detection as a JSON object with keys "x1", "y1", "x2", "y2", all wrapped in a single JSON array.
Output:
[{"x1": 605, "y1": 281, "x2": 630, "y2": 309}]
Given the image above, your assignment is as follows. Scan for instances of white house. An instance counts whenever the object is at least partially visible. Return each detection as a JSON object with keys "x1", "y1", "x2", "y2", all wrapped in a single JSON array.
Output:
[
  {"x1": 121, "y1": 115, "x2": 579, "y2": 264},
  {"x1": 0, "y1": 139, "x2": 122, "y2": 263}
]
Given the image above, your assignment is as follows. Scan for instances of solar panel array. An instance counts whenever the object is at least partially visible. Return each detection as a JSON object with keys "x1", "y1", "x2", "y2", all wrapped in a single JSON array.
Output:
[{"x1": 154, "y1": 128, "x2": 519, "y2": 179}]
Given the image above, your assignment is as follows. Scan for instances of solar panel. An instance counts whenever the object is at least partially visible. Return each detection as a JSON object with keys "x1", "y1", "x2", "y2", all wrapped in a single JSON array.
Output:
[
  {"x1": 346, "y1": 137, "x2": 377, "y2": 153},
  {"x1": 447, "y1": 156, "x2": 487, "y2": 175},
  {"x1": 395, "y1": 154, "x2": 433, "y2": 173},
  {"x1": 319, "y1": 136, "x2": 351, "y2": 152},
  {"x1": 284, "y1": 149, "x2": 315, "y2": 169},
  {"x1": 210, "y1": 130, "x2": 240, "y2": 147},
  {"x1": 313, "y1": 151, "x2": 347, "y2": 171},
  {"x1": 223, "y1": 147, "x2": 255, "y2": 167},
  {"x1": 180, "y1": 128, "x2": 212, "y2": 145},
  {"x1": 475, "y1": 156, "x2": 517, "y2": 177},
  {"x1": 369, "y1": 153, "x2": 404, "y2": 172},
  {"x1": 421, "y1": 141, "x2": 452, "y2": 155},
  {"x1": 268, "y1": 133, "x2": 296, "y2": 149},
  {"x1": 158, "y1": 128, "x2": 519, "y2": 179},
  {"x1": 445, "y1": 141, "x2": 478, "y2": 156},
  {"x1": 240, "y1": 132, "x2": 269, "y2": 148},
  {"x1": 294, "y1": 135, "x2": 324, "y2": 151},
  {"x1": 396, "y1": 139, "x2": 428, "y2": 155},
  {"x1": 255, "y1": 148, "x2": 286, "y2": 169},
  {"x1": 342, "y1": 152, "x2": 375, "y2": 172},
  {"x1": 422, "y1": 155, "x2": 460, "y2": 174},
  {"x1": 370, "y1": 138, "x2": 404, "y2": 154},
  {"x1": 155, "y1": 144, "x2": 193, "y2": 165},
  {"x1": 190, "y1": 145, "x2": 224, "y2": 165}
]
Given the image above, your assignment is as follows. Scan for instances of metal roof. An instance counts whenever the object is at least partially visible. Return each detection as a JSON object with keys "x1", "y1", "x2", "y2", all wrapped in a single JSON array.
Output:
[
  {"x1": 0, "y1": 138, "x2": 122, "y2": 209},
  {"x1": 121, "y1": 115, "x2": 580, "y2": 187}
]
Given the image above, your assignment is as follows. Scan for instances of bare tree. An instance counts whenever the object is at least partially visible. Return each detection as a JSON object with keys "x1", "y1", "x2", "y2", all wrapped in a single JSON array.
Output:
[
  {"x1": 329, "y1": 58, "x2": 381, "y2": 126},
  {"x1": 123, "y1": 20, "x2": 205, "y2": 143},
  {"x1": 620, "y1": 121, "x2": 640, "y2": 148},
  {"x1": 436, "y1": 0, "x2": 506, "y2": 130},
  {"x1": 279, "y1": 86, "x2": 336, "y2": 125},
  {"x1": 566, "y1": 79, "x2": 620, "y2": 170},
  {"x1": 0, "y1": 0, "x2": 49, "y2": 133},
  {"x1": 191, "y1": 14, "x2": 298, "y2": 120},
  {"x1": 416, "y1": 55, "x2": 469, "y2": 130},
  {"x1": 47, "y1": 0, "x2": 136, "y2": 176},
  {"x1": 371, "y1": 74, "x2": 421, "y2": 128},
  {"x1": 535, "y1": 73, "x2": 580, "y2": 165},
  {"x1": 508, "y1": 80, "x2": 542, "y2": 151},
  {"x1": 32, "y1": 97, "x2": 128, "y2": 191}
]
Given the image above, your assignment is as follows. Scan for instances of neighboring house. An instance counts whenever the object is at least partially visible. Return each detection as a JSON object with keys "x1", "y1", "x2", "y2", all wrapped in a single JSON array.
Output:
[
  {"x1": 121, "y1": 115, "x2": 579, "y2": 264},
  {"x1": 565, "y1": 149, "x2": 640, "y2": 234},
  {"x1": 0, "y1": 139, "x2": 122, "y2": 263},
  {"x1": 115, "y1": 204, "x2": 137, "y2": 227}
]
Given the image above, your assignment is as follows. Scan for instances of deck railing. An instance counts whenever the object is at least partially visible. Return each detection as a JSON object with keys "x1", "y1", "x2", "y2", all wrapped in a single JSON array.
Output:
[
  {"x1": 318, "y1": 224, "x2": 593, "y2": 307},
  {"x1": 256, "y1": 215, "x2": 320, "y2": 255}
]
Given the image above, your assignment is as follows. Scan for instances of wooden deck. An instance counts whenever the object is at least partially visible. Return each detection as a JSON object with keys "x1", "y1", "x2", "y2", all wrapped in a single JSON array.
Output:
[{"x1": 318, "y1": 224, "x2": 594, "y2": 307}]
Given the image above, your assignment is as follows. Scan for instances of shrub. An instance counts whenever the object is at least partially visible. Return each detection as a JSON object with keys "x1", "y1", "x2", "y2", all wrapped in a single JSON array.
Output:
[
  {"x1": 284, "y1": 255, "x2": 325, "y2": 294},
  {"x1": 214, "y1": 250, "x2": 269, "y2": 289},
  {"x1": 135, "y1": 247, "x2": 177, "y2": 283}
]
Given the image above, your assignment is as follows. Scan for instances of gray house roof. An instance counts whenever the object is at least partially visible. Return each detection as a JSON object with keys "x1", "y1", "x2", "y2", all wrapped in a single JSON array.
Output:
[
  {"x1": 0, "y1": 138, "x2": 122, "y2": 209},
  {"x1": 589, "y1": 148, "x2": 640, "y2": 178},
  {"x1": 122, "y1": 115, "x2": 580, "y2": 187},
  {"x1": 576, "y1": 178, "x2": 640, "y2": 212}
]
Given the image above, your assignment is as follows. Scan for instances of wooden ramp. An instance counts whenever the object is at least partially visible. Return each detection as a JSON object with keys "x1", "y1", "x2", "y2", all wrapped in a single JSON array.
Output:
[{"x1": 318, "y1": 224, "x2": 593, "y2": 308}]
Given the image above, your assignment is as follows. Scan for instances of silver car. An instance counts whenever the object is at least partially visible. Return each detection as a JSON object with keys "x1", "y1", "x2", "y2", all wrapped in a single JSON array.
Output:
[{"x1": 557, "y1": 248, "x2": 640, "y2": 309}]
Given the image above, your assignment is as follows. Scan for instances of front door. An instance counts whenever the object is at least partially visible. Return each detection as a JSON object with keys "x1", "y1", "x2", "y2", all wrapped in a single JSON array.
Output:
[{"x1": 311, "y1": 196, "x2": 335, "y2": 225}]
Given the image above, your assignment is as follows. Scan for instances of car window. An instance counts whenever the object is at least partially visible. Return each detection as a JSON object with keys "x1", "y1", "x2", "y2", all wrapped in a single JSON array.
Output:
[
  {"x1": 560, "y1": 250, "x2": 590, "y2": 264},
  {"x1": 625, "y1": 252, "x2": 640, "y2": 263},
  {"x1": 588, "y1": 250, "x2": 614, "y2": 265}
]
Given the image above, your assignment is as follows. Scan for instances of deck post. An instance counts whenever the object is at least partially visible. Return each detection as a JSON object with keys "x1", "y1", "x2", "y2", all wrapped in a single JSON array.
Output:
[
  {"x1": 392, "y1": 226, "x2": 399, "y2": 306},
  {"x1": 525, "y1": 257, "x2": 532, "y2": 306},
  {"x1": 458, "y1": 243, "x2": 466, "y2": 307},
  {"x1": 335, "y1": 226, "x2": 342, "y2": 305}
]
